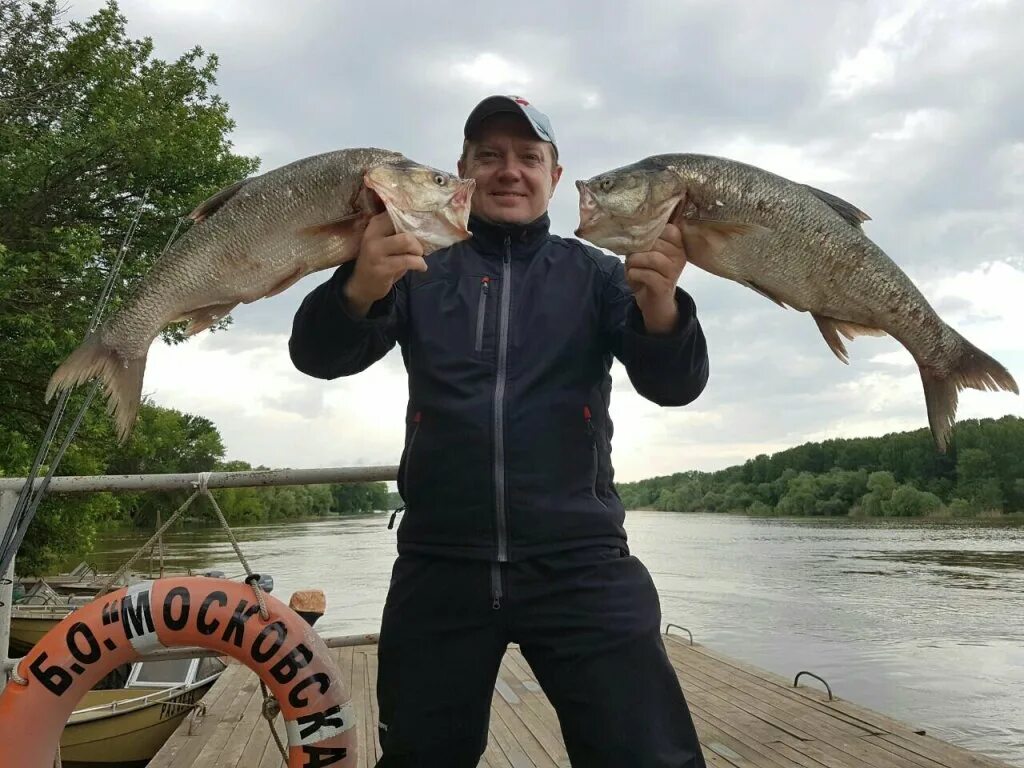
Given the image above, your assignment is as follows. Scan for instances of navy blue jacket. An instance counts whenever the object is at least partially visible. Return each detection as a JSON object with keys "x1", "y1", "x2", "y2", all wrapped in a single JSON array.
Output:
[{"x1": 288, "y1": 213, "x2": 709, "y2": 562}]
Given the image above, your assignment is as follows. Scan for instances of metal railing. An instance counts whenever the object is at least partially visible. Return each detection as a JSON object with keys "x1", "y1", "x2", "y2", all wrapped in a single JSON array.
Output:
[{"x1": 0, "y1": 465, "x2": 398, "y2": 694}]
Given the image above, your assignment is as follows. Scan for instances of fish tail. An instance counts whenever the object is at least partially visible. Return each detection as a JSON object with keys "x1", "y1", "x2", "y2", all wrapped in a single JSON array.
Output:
[
  {"x1": 45, "y1": 333, "x2": 147, "y2": 443},
  {"x1": 920, "y1": 332, "x2": 1019, "y2": 452}
]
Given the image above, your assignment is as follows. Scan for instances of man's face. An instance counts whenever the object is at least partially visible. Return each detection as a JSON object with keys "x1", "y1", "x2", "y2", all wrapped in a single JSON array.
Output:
[{"x1": 457, "y1": 113, "x2": 563, "y2": 225}]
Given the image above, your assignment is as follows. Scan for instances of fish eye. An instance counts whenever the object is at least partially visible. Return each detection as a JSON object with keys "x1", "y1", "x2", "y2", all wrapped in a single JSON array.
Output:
[
  {"x1": 433, "y1": 173, "x2": 447, "y2": 186},
  {"x1": 598, "y1": 178, "x2": 614, "y2": 192}
]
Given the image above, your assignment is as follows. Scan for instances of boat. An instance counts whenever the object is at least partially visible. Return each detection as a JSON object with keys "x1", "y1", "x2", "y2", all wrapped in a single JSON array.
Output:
[
  {"x1": 58, "y1": 653, "x2": 227, "y2": 767},
  {"x1": 6, "y1": 569, "x2": 256, "y2": 765},
  {"x1": 9, "y1": 568, "x2": 240, "y2": 655},
  {"x1": 9, "y1": 602, "x2": 78, "y2": 655}
]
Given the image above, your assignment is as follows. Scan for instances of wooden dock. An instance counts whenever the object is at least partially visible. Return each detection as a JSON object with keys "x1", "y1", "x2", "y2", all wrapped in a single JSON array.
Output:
[{"x1": 150, "y1": 633, "x2": 1013, "y2": 768}]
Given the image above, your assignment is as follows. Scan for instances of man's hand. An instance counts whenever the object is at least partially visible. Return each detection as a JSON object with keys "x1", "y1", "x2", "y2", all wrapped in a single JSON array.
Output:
[
  {"x1": 625, "y1": 222, "x2": 687, "y2": 334},
  {"x1": 343, "y1": 212, "x2": 427, "y2": 317}
]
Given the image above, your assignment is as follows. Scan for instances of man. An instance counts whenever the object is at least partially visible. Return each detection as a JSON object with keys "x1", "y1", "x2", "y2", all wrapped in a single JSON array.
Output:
[{"x1": 289, "y1": 95, "x2": 709, "y2": 767}]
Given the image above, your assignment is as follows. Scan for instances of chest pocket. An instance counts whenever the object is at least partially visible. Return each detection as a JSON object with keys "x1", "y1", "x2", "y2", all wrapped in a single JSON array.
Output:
[
  {"x1": 473, "y1": 276, "x2": 494, "y2": 356},
  {"x1": 407, "y1": 274, "x2": 500, "y2": 366}
]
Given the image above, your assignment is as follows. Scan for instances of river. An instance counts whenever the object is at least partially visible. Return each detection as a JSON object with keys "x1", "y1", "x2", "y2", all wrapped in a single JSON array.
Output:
[{"x1": 83, "y1": 511, "x2": 1024, "y2": 766}]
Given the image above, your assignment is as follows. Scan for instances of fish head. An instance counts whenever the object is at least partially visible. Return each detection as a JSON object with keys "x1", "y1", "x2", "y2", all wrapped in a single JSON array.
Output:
[
  {"x1": 365, "y1": 161, "x2": 476, "y2": 254},
  {"x1": 574, "y1": 161, "x2": 682, "y2": 255}
]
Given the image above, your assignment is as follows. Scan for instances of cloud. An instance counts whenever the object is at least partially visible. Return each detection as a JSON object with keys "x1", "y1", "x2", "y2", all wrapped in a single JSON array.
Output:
[
  {"x1": 450, "y1": 53, "x2": 532, "y2": 90},
  {"x1": 62, "y1": 0, "x2": 1023, "y2": 480}
]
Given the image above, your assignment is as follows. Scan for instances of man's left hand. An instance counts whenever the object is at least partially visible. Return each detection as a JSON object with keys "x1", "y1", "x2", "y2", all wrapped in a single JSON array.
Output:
[{"x1": 625, "y1": 222, "x2": 686, "y2": 334}]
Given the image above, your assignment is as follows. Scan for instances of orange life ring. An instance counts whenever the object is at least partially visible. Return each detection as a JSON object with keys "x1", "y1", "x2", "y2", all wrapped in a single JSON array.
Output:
[{"x1": 0, "y1": 577, "x2": 356, "y2": 768}]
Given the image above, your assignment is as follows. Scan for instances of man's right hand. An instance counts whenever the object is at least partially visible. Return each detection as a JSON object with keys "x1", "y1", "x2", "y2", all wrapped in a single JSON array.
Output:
[{"x1": 343, "y1": 212, "x2": 427, "y2": 318}]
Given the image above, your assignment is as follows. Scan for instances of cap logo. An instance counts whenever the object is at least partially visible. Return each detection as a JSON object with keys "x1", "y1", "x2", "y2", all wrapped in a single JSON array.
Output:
[{"x1": 511, "y1": 96, "x2": 530, "y2": 106}]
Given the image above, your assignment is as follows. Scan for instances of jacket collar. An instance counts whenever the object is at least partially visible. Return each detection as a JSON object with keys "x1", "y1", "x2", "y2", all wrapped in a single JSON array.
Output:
[{"x1": 467, "y1": 212, "x2": 551, "y2": 258}]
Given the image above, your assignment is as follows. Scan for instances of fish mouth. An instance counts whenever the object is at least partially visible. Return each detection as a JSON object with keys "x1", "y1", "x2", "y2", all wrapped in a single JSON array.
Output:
[
  {"x1": 574, "y1": 180, "x2": 600, "y2": 236},
  {"x1": 450, "y1": 178, "x2": 475, "y2": 209}
]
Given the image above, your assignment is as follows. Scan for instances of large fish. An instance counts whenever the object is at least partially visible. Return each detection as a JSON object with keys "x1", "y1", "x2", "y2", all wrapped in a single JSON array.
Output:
[
  {"x1": 47, "y1": 147, "x2": 475, "y2": 441},
  {"x1": 575, "y1": 153, "x2": 1018, "y2": 451}
]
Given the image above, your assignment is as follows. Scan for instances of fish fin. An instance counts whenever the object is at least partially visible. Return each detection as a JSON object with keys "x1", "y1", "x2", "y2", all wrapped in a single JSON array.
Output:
[
  {"x1": 677, "y1": 218, "x2": 771, "y2": 270},
  {"x1": 803, "y1": 185, "x2": 872, "y2": 228},
  {"x1": 812, "y1": 314, "x2": 887, "y2": 364},
  {"x1": 296, "y1": 212, "x2": 369, "y2": 238},
  {"x1": 920, "y1": 332, "x2": 1019, "y2": 452},
  {"x1": 740, "y1": 279, "x2": 788, "y2": 308},
  {"x1": 46, "y1": 334, "x2": 146, "y2": 443},
  {"x1": 188, "y1": 179, "x2": 251, "y2": 223},
  {"x1": 261, "y1": 267, "x2": 305, "y2": 300},
  {"x1": 179, "y1": 302, "x2": 238, "y2": 336}
]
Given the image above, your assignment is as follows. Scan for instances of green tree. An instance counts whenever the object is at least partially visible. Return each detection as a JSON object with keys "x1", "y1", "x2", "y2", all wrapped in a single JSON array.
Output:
[
  {"x1": 616, "y1": 417, "x2": 1024, "y2": 520},
  {"x1": 887, "y1": 485, "x2": 942, "y2": 517},
  {"x1": 1, "y1": 0, "x2": 257, "y2": 572},
  {"x1": 105, "y1": 401, "x2": 225, "y2": 528},
  {"x1": 956, "y1": 448, "x2": 1004, "y2": 512},
  {"x1": 331, "y1": 482, "x2": 389, "y2": 515},
  {"x1": 776, "y1": 472, "x2": 818, "y2": 516},
  {"x1": 858, "y1": 471, "x2": 896, "y2": 516}
]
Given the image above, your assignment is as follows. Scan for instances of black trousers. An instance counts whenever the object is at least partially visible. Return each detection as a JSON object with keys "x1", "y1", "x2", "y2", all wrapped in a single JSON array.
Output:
[{"x1": 374, "y1": 545, "x2": 707, "y2": 768}]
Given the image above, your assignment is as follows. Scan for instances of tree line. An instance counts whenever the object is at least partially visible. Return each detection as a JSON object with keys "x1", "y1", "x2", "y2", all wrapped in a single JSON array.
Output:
[{"x1": 617, "y1": 416, "x2": 1024, "y2": 519}]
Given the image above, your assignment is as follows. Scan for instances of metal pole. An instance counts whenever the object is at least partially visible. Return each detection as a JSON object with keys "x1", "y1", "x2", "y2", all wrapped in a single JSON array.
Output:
[
  {"x1": 0, "y1": 490, "x2": 17, "y2": 695},
  {"x1": 0, "y1": 465, "x2": 398, "y2": 494}
]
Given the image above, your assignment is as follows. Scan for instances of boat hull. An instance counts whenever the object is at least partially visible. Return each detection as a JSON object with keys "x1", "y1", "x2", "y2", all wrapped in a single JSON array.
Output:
[{"x1": 59, "y1": 678, "x2": 218, "y2": 767}]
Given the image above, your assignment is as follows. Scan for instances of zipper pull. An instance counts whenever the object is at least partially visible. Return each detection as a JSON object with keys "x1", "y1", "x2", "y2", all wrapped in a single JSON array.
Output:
[
  {"x1": 481, "y1": 276, "x2": 490, "y2": 293},
  {"x1": 388, "y1": 506, "x2": 404, "y2": 530},
  {"x1": 491, "y1": 562, "x2": 502, "y2": 610},
  {"x1": 583, "y1": 405, "x2": 594, "y2": 437}
]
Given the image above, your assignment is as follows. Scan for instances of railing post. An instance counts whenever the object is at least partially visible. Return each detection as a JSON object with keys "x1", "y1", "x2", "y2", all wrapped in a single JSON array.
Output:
[{"x1": 0, "y1": 489, "x2": 17, "y2": 696}]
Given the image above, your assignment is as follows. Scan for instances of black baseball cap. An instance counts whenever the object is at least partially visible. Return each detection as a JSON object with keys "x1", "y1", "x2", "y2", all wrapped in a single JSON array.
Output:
[{"x1": 463, "y1": 95, "x2": 558, "y2": 160}]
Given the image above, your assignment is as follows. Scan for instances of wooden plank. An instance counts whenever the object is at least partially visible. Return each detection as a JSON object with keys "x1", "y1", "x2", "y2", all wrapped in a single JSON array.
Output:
[
  {"x1": 148, "y1": 663, "x2": 244, "y2": 768},
  {"x1": 364, "y1": 644, "x2": 382, "y2": 762},
  {"x1": 256, "y1": 727, "x2": 288, "y2": 768},
  {"x1": 217, "y1": 675, "x2": 274, "y2": 768},
  {"x1": 672, "y1": 656, "x2": 857, "y2": 746},
  {"x1": 490, "y1": 684, "x2": 558, "y2": 768},
  {"x1": 488, "y1": 695, "x2": 539, "y2": 768},
  {"x1": 690, "y1": 710, "x2": 788, "y2": 768},
  {"x1": 359, "y1": 649, "x2": 381, "y2": 768},
  {"x1": 681, "y1": 642, "x2": 906, "y2": 736},
  {"x1": 670, "y1": 639, "x2": 1013, "y2": 768},
  {"x1": 498, "y1": 651, "x2": 569, "y2": 766},
  {"x1": 868, "y1": 732, "x2": 1013, "y2": 768},
  {"x1": 764, "y1": 736, "x2": 879, "y2": 768},
  {"x1": 666, "y1": 642, "x2": 880, "y2": 740},
  {"x1": 670, "y1": 643, "x2": 869, "y2": 727},
  {"x1": 680, "y1": 676, "x2": 947, "y2": 768},
  {"x1": 495, "y1": 676, "x2": 521, "y2": 705},
  {"x1": 757, "y1": 739, "x2": 849, "y2": 768},
  {"x1": 233, "y1": 686, "x2": 280, "y2": 768},
  {"x1": 149, "y1": 641, "x2": 1017, "y2": 768},
  {"x1": 192, "y1": 672, "x2": 264, "y2": 768},
  {"x1": 678, "y1": 665, "x2": 818, "y2": 742},
  {"x1": 481, "y1": 736, "x2": 515, "y2": 768},
  {"x1": 685, "y1": 678, "x2": 814, "y2": 747}
]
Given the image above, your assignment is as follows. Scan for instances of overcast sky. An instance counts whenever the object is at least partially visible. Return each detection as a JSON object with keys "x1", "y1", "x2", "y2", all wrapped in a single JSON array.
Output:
[{"x1": 70, "y1": 0, "x2": 1024, "y2": 481}]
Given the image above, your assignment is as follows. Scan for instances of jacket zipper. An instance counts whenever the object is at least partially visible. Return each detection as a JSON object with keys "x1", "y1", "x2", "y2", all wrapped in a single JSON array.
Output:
[
  {"x1": 490, "y1": 562, "x2": 503, "y2": 610},
  {"x1": 475, "y1": 277, "x2": 490, "y2": 352},
  {"x1": 390, "y1": 411, "x2": 421, "y2": 529},
  {"x1": 493, "y1": 235, "x2": 513, "y2": 565}
]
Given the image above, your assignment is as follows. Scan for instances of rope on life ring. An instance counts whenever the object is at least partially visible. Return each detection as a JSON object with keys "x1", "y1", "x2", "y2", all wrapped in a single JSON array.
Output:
[{"x1": 0, "y1": 577, "x2": 357, "y2": 768}]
